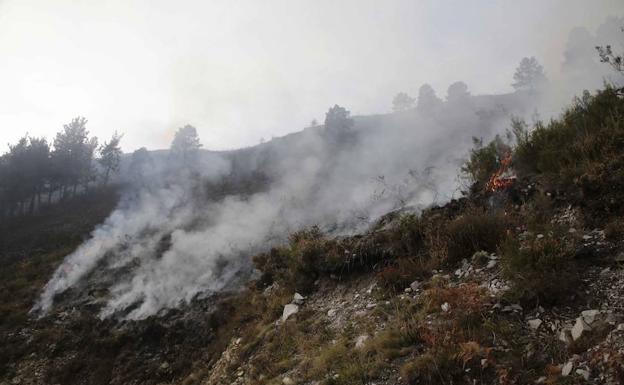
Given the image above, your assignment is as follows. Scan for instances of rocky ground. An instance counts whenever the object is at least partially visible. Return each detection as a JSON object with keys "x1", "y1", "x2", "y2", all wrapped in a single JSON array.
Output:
[{"x1": 198, "y1": 205, "x2": 624, "y2": 385}]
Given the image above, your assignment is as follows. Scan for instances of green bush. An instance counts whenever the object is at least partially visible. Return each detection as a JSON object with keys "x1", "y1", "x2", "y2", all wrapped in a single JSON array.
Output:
[{"x1": 514, "y1": 87, "x2": 624, "y2": 182}]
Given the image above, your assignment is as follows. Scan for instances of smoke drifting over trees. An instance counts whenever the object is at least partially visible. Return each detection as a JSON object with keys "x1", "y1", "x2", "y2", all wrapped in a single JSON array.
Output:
[{"x1": 0, "y1": 119, "x2": 123, "y2": 218}]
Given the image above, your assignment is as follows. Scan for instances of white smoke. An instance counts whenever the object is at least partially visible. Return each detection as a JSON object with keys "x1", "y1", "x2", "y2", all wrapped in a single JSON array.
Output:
[{"x1": 33, "y1": 17, "x2": 624, "y2": 320}]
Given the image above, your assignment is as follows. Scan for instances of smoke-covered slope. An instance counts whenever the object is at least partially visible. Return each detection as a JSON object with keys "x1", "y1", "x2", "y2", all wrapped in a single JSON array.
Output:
[{"x1": 31, "y1": 89, "x2": 538, "y2": 321}]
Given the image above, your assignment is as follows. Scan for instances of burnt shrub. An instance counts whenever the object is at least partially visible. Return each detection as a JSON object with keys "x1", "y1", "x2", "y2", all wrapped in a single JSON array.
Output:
[{"x1": 376, "y1": 257, "x2": 431, "y2": 291}]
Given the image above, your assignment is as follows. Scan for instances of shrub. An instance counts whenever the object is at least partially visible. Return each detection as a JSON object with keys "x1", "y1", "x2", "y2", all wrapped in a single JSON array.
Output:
[
  {"x1": 500, "y1": 235, "x2": 579, "y2": 305},
  {"x1": 462, "y1": 135, "x2": 511, "y2": 188},
  {"x1": 514, "y1": 87, "x2": 624, "y2": 182},
  {"x1": 446, "y1": 210, "x2": 509, "y2": 263},
  {"x1": 391, "y1": 213, "x2": 425, "y2": 255},
  {"x1": 399, "y1": 284, "x2": 493, "y2": 384},
  {"x1": 376, "y1": 257, "x2": 431, "y2": 291},
  {"x1": 605, "y1": 218, "x2": 624, "y2": 241},
  {"x1": 253, "y1": 226, "x2": 346, "y2": 293}
]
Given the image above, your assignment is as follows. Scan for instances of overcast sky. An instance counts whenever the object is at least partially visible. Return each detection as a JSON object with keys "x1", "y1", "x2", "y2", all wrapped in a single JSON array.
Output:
[{"x1": 0, "y1": 0, "x2": 622, "y2": 153}]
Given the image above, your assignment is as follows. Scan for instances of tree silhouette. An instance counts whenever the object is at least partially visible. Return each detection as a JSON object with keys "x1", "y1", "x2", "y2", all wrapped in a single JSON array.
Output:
[
  {"x1": 447, "y1": 81, "x2": 471, "y2": 103},
  {"x1": 53, "y1": 117, "x2": 98, "y2": 197},
  {"x1": 323, "y1": 105, "x2": 355, "y2": 146},
  {"x1": 392, "y1": 92, "x2": 415, "y2": 112},
  {"x1": 170, "y1": 125, "x2": 202, "y2": 167},
  {"x1": 512, "y1": 57, "x2": 547, "y2": 91},
  {"x1": 417, "y1": 84, "x2": 443, "y2": 114},
  {"x1": 98, "y1": 132, "x2": 123, "y2": 186}
]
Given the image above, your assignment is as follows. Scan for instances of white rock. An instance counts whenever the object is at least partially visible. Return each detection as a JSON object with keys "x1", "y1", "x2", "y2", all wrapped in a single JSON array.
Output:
[
  {"x1": 561, "y1": 361, "x2": 574, "y2": 376},
  {"x1": 293, "y1": 293, "x2": 305, "y2": 305},
  {"x1": 575, "y1": 369, "x2": 590, "y2": 380},
  {"x1": 404, "y1": 287, "x2": 412, "y2": 293},
  {"x1": 355, "y1": 335, "x2": 369, "y2": 349},
  {"x1": 366, "y1": 303, "x2": 376, "y2": 309},
  {"x1": 559, "y1": 329, "x2": 572, "y2": 344},
  {"x1": 327, "y1": 308, "x2": 337, "y2": 317},
  {"x1": 502, "y1": 304, "x2": 523, "y2": 313},
  {"x1": 282, "y1": 377, "x2": 295, "y2": 385},
  {"x1": 486, "y1": 260, "x2": 497, "y2": 269},
  {"x1": 528, "y1": 319, "x2": 543, "y2": 330},
  {"x1": 571, "y1": 317, "x2": 591, "y2": 340},
  {"x1": 410, "y1": 280, "x2": 420, "y2": 291},
  {"x1": 441, "y1": 302, "x2": 450, "y2": 312},
  {"x1": 581, "y1": 309, "x2": 600, "y2": 325},
  {"x1": 536, "y1": 234, "x2": 544, "y2": 239},
  {"x1": 282, "y1": 304, "x2": 299, "y2": 322}
]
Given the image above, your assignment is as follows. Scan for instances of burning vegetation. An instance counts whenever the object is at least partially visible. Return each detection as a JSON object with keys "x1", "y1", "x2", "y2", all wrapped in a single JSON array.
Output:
[{"x1": 485, "y1": 152, "x2": 516, "y2": 192}]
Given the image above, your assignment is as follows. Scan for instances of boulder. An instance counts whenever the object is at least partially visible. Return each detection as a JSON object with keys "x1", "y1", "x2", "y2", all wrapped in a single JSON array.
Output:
[
  {"x1": 527, "y1": 319, "x2": 543, "y2": 330},
  {"x1": 409, "y1": 280, "x2": 420, "y2": 291},
  {"x1": 575, "y1": 368, "x2": 590, "y2": 381},
  {"x1": 561, "y1": 361, "x2": 574, "y2": 376},
  {"x1": 282, "y1": 304, "x2": 299, "y2": 322},
  {"x1": 571, "y1": 317, "x2": 592, "y2": 340},
  {"x1": 581, "y1": 309, "x2": 600, "y2": 325},
  {"x1": 559, "y1": 328, "x2": 572, "y2": 344},
  {"x1": 355, "y1": 335, "x2": 369, "y2": 349},
  {"x1": 293, "y1": 293, "x2": 305, "y2": 305}
]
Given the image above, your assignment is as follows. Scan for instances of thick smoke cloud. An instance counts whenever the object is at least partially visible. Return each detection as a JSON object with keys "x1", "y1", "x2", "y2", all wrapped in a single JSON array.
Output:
[{"x1": 34, "y1": 17, "x2": 624, "y2": 320}]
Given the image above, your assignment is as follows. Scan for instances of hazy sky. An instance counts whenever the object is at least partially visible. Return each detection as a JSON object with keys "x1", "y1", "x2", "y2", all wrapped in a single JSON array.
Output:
[{"x1": 0, "y1": 0, "x2": 622, "y2": 152}]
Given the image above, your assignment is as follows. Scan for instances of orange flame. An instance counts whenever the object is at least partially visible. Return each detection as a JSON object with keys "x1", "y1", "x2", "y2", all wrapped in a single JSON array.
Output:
[{"x1": 486, "y1": 152, "x2": 516, "y2": 192}]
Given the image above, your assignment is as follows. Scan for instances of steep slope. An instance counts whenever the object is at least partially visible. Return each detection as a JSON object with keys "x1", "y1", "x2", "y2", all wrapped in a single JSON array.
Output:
[{"x1": 3, "y1": 87, "x2": 623, "y2": 385}]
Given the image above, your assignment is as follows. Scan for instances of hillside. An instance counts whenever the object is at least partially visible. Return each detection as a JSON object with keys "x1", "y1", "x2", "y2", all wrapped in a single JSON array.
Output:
[{"x1": 2, "y1": 86, "x2": 624, "y2": 385}]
